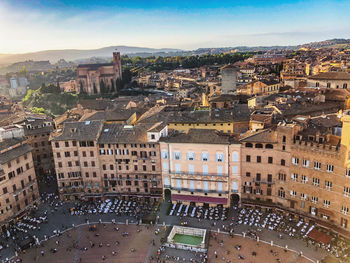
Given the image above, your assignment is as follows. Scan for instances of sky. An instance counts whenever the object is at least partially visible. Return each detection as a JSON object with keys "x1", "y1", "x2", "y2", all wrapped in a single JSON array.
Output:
[{"x1": 0, "y1": 0, "x2": 350, "y2": 53}]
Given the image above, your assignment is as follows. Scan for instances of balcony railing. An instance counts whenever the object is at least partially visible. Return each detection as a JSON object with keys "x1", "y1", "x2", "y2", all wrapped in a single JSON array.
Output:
[
  {"x1": 171, "y1": 187, "x2": 229, "y2": 194},
  {"x1": 253, "y1": 179, "x2": 275, "y2": 185},
  {"x1": 169, "y1": 171, "x2": 228, "y2": 178}
]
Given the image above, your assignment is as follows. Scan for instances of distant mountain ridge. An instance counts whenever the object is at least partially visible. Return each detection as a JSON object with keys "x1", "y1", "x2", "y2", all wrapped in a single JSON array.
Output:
[
  {"x1": 0, "y1": 39, "x2": 349, "y2": 65},
  {"x1": 0, "y1": 46, "x2": 182, "y2": 65}
]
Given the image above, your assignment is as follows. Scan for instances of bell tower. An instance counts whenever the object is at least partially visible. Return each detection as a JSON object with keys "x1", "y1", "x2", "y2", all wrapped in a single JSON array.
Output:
[{"x1": 113, "y1": 52, "x2": 122, "y2": 80}]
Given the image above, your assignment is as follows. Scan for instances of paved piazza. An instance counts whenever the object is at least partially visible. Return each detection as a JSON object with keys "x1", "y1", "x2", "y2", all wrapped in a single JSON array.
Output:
[
  {"x1": 208, "y1": 233, "x2": 311, "y2": 263},
  {"x1": 14, "y1": 224, "x2": 158, "y2": 263}
]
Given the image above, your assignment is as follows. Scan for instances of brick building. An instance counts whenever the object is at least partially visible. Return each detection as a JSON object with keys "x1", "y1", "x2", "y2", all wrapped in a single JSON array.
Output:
[
  {"x1": 0, "y1": 126, "x2": 39, "y2": 229},
  {"x1": 50, "y1": 120, "x2": 166, "y2": 201}
]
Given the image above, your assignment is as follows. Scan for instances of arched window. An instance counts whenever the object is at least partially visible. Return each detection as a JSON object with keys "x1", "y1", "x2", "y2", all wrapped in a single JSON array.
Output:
[
  {"x1": 255, "y1": 143, "x2": 263, "y2": 148},
  {"x1": 278, "y1": 188, "x2": 285, "y2": 198},
  {"x1": 265, "y1": 144, "x2": 273, "y2": 149},
  {"x1": 245, "y1": 143, "x2": 253, "y2": 148},
  {"x1": 232, "y1": 151, "x2": 239, "y2": 162}
]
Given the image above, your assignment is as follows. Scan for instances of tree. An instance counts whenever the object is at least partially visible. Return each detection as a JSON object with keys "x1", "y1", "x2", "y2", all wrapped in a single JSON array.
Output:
[
  {"x1": 93, "y1": 83, "x2": 98, "y2": 94},
  {"x1": 100, "y1": 80, "x2": 106, "y2": 94},
  {"x1": 111, "y1": 79, "x2": 115, "y2": 93},
  {"x1": 116, "y1": 78, "x2": 123, "y2": 93}
]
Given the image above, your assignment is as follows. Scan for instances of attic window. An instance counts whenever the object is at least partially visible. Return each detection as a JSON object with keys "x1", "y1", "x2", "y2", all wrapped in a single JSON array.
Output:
[{"x1": 85, "y1": 121, "x2": 91, "y2": 125}]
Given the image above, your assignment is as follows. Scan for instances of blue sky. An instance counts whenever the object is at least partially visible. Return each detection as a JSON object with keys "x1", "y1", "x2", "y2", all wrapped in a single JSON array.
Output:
[{"x1": 0, "y1": 0, "x2": 350, "y2": 53}]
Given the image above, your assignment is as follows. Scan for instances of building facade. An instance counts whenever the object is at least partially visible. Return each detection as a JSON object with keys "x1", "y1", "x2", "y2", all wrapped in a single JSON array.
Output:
[
  {"x1": 60, "y1": 52, "x2": 122, "y2": 94},
  {"x1": 160, "y1": 129, "x2": 241, "y2": 207},
  {"x1": 51, "y1": 120, "x2": 165, "y2": 202},
  {"x1": 307, "y1": 72, "x2": 350, "y2": 90},
  {"x1": 0, "y1": 126, "x2": 40, "y2": 229}
]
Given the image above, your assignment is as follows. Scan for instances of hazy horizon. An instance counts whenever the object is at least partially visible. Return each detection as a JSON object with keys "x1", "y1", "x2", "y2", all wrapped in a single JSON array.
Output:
[{"x1": 1, "y1": 0, "x2": 350, "y2": 54}]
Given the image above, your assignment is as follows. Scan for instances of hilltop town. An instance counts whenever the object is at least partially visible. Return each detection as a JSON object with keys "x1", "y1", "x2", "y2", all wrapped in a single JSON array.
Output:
[{"x1": 0, "y1": 43, "x2": 349, "y2": 263}]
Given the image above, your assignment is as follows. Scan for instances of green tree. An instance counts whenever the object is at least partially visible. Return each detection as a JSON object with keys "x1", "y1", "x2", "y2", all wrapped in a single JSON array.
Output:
[
  {"x1": 111, "y1": 79, "x2": 115, "y2": 93},
  {"x1": 93, "y1": 83, "x2": 98, "y2": 94}
]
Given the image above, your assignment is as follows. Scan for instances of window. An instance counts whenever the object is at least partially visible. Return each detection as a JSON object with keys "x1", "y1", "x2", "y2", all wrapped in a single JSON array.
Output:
[
  {"x1": 326, "y1": 164, "x2": 334, "y2": 173},
  {"x1": 344, "y1": 186, "x2": 350, "y2": 197},
  {"x1": 290, "y1": 190, "x2": 296, "y2": 198},
  {"x1": 278, "y1": 188, "x2": 285, "y2": 198},
  {"x1": 55, "y1": 142, "x2": 59, "y2": 148},
  {"x1": 268, "y1": 157, "x2": 273, "y2": 164},
  {"x1": 245, "y1": 143, "x2": 253, "y2": 148},
  {"x1": 58, "y1": 162, "x2": 62, "y2": 168},
  {"x1": 74, "y1": 151, "x2": 78, "y2": 157},
  {"x1": 255, "y1": 143, "x2": 263, "y2": 148},
  {"x1": 301, "y1": 175, "x2": 308, "y2": 184},
  {"x1": 246, "y1": 155, "x2": 251, "y2": 162},
  {"x1": 312, "y1": 177, "x2": 320, "y2": 187},
  {"x1": 291, "y1": 173, "x2": 298, "y2": 182},
  {"x1": 325, "y1": 180, "x2": 332, "y2": 190},
  {"x1": 346, "y1": 169, "x2": 350, "y2": 178},
  {"x1": 217, "y1": 166, "x2": 223, "y2": 176},
  {"x1": 343, "y1": 83, "x2": 348, "y2": 89},
  {"x1": 281, "y1": 159, "x2": 285, "y2": 166},
  {"x1": 232, "y1": 151, "x2": 239, "y2": 162},
  {"x1": 187, "y1": 152, "x2": 195, "y2": 161},
  {"x1": 292, "y1": 157, "x2": 299, "y2": 165},
  {"x1": 216, "y1": 153, "x2": 224, "y2": 162},
  {"x1": 327, "y1": 83, "x2": 331, "y2": 88},
  {"x1": 323, "y1": 199, "x2": 331, "y2": 208},
  {"x1": 300, "y1": 193, "x2": 308, "y2": 200},
  {"x1": 91, "y1": 161, "x2": 95, "y2": 167},
  {"x1": 341, "y1": 206, "x2": 349, "y2": 215},
  {"x1": 257, "y1": 156, "x2": 261, "y2": 163},
  {"x1": 302, "y1": 159, "x2": 309, "y2": 167},
  {"x1": 201, "y1": 152, "x2": 209, "y2": 161},
  {"x1": 93, "y1": 172, "x2": 97, "y2": 177},
  {"x1": 246, "y1": 172, "x2": 251, "y2": 177},
  {"x1": 64, "y1": 151, "x2": 70, "y2": 157},
  {"x1": 188, "y1": 164, "x2": 194, "y2": 174},
  {"x1": 65, "y1": 142, "x2": 69, "y2": 147},
  {"x1": 278, "y1": 173, "x2": 286, "y2": 181},
  {"x1": 90, "y1": 151, "x2": 94, "y2": 157},
  {"x1": 311, "y1": 196, "x2": 318, "y2": 204},
  {"x1": 314, "y1": 161, "x2": 321, "y2": 170},
  {"x1": 174, "y1": 151, "x2": 181, "y2": 160},
  {"x1": 162, "y1": 162, "x2": 168, "y2": 172},
  {"x1": 161, "y1": 150, "x2": 168, "y2": 159},
  {"x1": 232, "y1": 166, "x2": 238, "y2": 174},
  {"x1": 203, "y1": 165, "x2": 208, "y2": 175}
]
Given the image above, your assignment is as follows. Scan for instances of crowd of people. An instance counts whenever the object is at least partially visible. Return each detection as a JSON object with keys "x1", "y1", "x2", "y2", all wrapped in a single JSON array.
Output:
[{"x1": 168, "y1": 203, "x2": 228, "y2": 221}]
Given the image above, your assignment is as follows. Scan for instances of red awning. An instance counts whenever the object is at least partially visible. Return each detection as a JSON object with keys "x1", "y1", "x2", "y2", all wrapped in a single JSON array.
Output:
[
  {"x1": 172, "y1": 194, "x2": 227, "y2": 205},
  {"x1": 307, "y1": 229, "x2": 332, "y2": 244}
]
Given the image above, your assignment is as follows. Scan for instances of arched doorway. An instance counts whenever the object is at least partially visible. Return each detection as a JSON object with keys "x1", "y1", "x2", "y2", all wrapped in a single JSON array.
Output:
[
  {"x1": 230, "y1": 194, "x2": 240, "y2": 205},
  {"x1": 164, "y1": 189, "x2": 171, "y2": 202}
]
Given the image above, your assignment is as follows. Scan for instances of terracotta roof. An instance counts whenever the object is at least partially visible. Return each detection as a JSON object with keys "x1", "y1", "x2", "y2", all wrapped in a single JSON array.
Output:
[
  {"x1": 0, "y1": 138, "x2": 32, "y2": 164},
  {"x1": 240, "y1": 129, "x2": 277, "y2": 143},
  {"x1": 51, "y1": 120, "x2": 103, "y2": 141},
  {"x1": 309, "y1": 72, "x2": 350, "y2": 80},
  {"x1": 160, "y1": 129, "x2": 232, "y2": 144}
]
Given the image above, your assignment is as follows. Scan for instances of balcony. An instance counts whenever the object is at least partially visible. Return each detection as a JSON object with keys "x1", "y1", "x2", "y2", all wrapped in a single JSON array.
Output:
[
  {"x1": 169, "y1": 171, "x2": 228, "y2": 178},
  {"x1": 171, "y1": 187, "x2": 229, "y2": 194},
  {"x1": 13, "y1": 181, "x2": 36, "y2": 196},
  {"x1": 253, "y1": 179, "x2": 275, "y2": 185}
]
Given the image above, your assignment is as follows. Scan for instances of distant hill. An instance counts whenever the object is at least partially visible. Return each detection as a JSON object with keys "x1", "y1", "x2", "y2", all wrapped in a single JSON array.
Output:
[
  {"x1": 1, "y1": 38, "x2": 349, "y2": 66},
  {"x1": 0, "y1": 46, "x2": 182, "y2": 65},
  {"x1": 298, "y1": 38, "x2": 350, "y2": 49}
]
